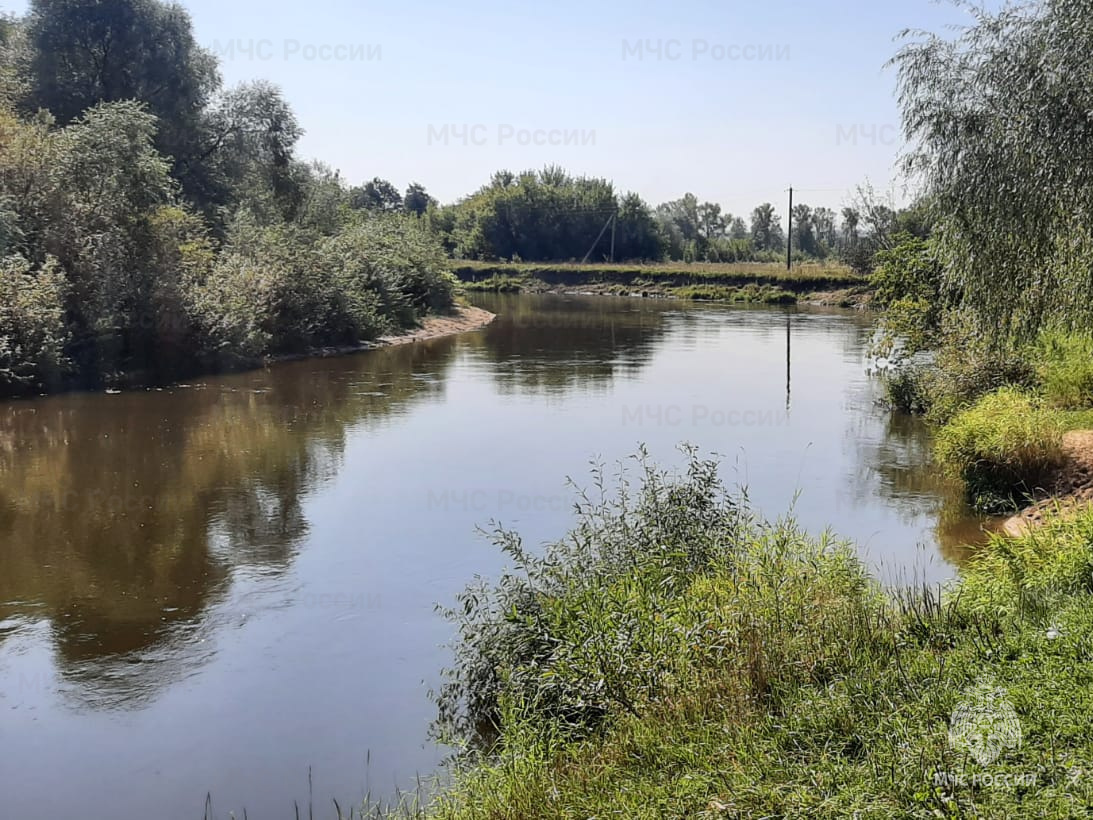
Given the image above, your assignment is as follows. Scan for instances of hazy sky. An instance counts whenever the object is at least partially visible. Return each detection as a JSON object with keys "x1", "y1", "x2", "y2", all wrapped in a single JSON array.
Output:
[{"x1": 5, "y1": 0, "x2": 981, "y2": 218}]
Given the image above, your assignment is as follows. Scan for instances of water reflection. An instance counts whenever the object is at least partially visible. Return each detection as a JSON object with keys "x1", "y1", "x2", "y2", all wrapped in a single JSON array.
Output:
[
  {"x1": 0, "y1": 294, "x2": 992, "y2": 819},
  {"x1": 843, "y1": 376, "x2": 983, "y2": 568},
  {"x1": 463, "y1": 293, "x2": 673, "y2": 395},
  {"x1": 0, "y1": 338, "x2": 464, "y2": 706}
]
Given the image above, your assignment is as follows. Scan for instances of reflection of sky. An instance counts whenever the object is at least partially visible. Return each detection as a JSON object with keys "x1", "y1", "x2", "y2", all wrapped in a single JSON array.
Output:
[{"x1": 0, "y1": 294, "x2": 983, "y2": 819}]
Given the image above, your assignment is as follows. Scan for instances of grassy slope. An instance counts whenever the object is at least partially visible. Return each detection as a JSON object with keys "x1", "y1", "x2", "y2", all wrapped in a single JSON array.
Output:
[
  {"x1": 420, "y1": 505, "x2": 1093, "y2": 819},
  {"x1": 452, "y1": 261, "x2": 865, "y2": 300}
]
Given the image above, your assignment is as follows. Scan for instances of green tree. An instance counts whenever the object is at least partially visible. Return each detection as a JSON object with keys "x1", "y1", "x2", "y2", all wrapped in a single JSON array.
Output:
[
  {"x1": 791, "y1": 203, "x2": 816, "y2": 256},
  {"x1": 351, "y1": 177, "x2": 403, "y2": 212},
  {"x1": 192, "y1": 80, "x2": 304, "y2": 224},
  {"x1": 24, "y1": 0, "x2": 219, "y2": 199},
  {"x1": 893, "y1": 0, "x2": 1093, "y2": 338},
  {"x1": 750, "y1": 203, "x2": 784, "y2": 252},
  {"x1": 403, "y1": 182, "x2": 434, "y2": 216}
]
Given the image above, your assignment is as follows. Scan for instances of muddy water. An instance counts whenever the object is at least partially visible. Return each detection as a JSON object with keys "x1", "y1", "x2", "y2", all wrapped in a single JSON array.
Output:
[{"x1": 0, "y1": 294, "x2": 984, "y2": 818}]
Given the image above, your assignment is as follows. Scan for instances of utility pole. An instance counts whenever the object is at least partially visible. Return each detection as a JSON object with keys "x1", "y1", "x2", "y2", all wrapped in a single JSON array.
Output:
[
  {"x1": 786, "y1": 186, "x2": 793, "y2": 271},
  {"x1": 581, "y1": 212, "x2": 616, "y2": 264}
]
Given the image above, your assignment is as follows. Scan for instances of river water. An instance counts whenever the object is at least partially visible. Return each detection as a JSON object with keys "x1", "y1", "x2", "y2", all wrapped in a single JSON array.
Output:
[{"x1": 0, "y1": 293, "x2": 986, "y2": 818}]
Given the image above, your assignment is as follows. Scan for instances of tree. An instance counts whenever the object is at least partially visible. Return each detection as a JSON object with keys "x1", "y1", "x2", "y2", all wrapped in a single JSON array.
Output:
[
  {"x1": 403, "y1": 182, "x2": 434, "y2": 216},
  {"x1": 893, "y1": 0, "x2": 1093, "y2": 338},
  {"x1": 812, "y1": 207, "x2": 837, "y2": 250},
  {"x1": 750, "y1": 203, "x2": 784, "y2": 252},
  {"x1": 728, "y1": 216, "x2": 748, "y2": 241},
  {"x1": 351, "y1": 177, "x2": 403, "y2": 212},
  {"x1": 791, "y1": 203, "x2": 816, "y2": 256},
  {"x1": 840, "y1": 207, "x2": 860, "y2": 248},
  {"x1": 0, "y1": 13, "x2": 27, "y2": 107},
  {"x1": 192, "y1": 80, "x2": 304, "y2": 223},
  {"x1": 24, "y1": 0, "x2": 220, "y2": 194},
  {"x1": 697, "y1": 202, "x2": 726, "y2": 241}
]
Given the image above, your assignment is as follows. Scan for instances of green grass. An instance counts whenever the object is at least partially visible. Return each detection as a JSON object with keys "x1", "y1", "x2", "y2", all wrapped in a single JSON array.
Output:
[
  {"x1": 459, "y1": 275, "x2": 524, "y2": 293},
  {"x1": 452, "y1": 261, "x2": 863, "y2": 293},
  {"x1": 393, "y1": 450, "x2": 1093, "y2": 819},
  {"x1": 672, "y1": 283, "x2": 797, "y2": 304},
  {"x1": 934, "y1": 387, "x2": 1065, "y2": 512},
  {"x1": 1036, "y1": 332, "x2": 1093, "y2": 410}
]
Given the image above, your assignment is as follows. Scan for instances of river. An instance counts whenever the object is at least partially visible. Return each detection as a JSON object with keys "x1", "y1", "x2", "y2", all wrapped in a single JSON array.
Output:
[{"x1": 0, "y1": 293, "x2": 986, "y2": 818}]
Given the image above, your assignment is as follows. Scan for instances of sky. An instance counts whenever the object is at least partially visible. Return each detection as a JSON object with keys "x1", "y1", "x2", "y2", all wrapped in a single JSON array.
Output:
[{"x1": 4, "y1": 0, "x2": 980, "y2": 219}]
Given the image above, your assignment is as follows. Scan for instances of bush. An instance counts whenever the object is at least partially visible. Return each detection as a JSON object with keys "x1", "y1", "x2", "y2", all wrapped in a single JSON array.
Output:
[
  {"x1": 882, "y1": 360, "x2": 934, "y2": 414},
  {"x1": 434, "y1": 447, "x2": 746, "y2": 748},
  {"x1": 934, "y1": 387, "x2": 1065, "y2": 511},
  {"x1": 1035, "y1": 331, "x2": 1093, "y2": 409},
  {"x1": 339, "y1": 214, "x2": 455, "y2": 316},
  {"x1": 0, "y1": 254, "x2": 68, "y2": 393},
  {"x1": 870, "y1": 234, "x2": 942, "y2": 359},
  {"x1": 884, "y1": 314, "x2": 1038, "y2": 421},
  {"x1": 959, "y1": 508, "x2": 1093, "y2": 618}
]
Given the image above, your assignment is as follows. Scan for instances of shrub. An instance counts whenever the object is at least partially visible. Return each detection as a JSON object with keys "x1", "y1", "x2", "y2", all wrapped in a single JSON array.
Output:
[
  {"x1": 882, "y1": 360, "x2": 934, "y2": 414},
  {"x1": 0, "y1": 254, "x2": 68, "y2": 393},
  {"x1": 1035, "y1": 331, "x2": 1093, "y2": 409},
  {"x1": 870, "y1": 234, "x2": 942, "y2": 359},
  {"x1": 934, "y1": 387, "x2": 1065, "y2": 511},
  {"x1": 340, "y1": 214, "x2": 455, "y2": 316},
  {"x1": 885, "y1": 314, "x2": 1038, "y2": 421},
  {"x1": 959, "y1": 508, "x2": 1093, "y2": 618},
  {"x1": 433, "y1": 447, "x2": 746, "y2": 748}
]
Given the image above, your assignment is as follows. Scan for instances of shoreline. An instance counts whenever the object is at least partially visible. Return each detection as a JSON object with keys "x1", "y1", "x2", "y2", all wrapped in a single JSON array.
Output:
[
  {"x1": 1003, "y1": 429, "x2": 1093, "y2": 536},
  {"x1": 3, "y1": 305, "x2": 497, "y2": 402},
  {"x1": 465, "y1": 280, "x2": 872, "y2": 309},
  {"x1": 264, "y1": 304, "x2": 496, "y2": 365}
]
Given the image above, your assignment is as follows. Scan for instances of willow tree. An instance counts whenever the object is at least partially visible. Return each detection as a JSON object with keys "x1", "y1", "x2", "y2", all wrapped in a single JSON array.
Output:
[{"x1": 894, "y1": 0, "x2": 1093, "y2": 341}]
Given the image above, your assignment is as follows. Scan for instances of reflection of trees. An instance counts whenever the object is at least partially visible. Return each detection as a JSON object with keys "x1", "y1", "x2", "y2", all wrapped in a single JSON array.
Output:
[
  {"x1": 845, "y1": 402, "x2": 981, "y2": 566},
  {"x1": 466, "y1": 294, "x2": 674, "y2": 395},
  {"x1": 0, "y1": 336, "x2": 460, "y2": 707}
]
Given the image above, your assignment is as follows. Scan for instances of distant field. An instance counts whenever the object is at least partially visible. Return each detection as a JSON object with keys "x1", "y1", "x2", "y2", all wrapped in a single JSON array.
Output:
[{"x1": 451, "y1": 261, "x2": 864, "y2": 292}]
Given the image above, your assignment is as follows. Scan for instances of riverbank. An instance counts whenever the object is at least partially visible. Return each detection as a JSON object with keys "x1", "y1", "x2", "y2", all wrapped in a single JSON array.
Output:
[
  {"x1": 267, "y1": 304, "x2": 496, "y2": 365},
  {"x1": 1, "y1": 305, "x2": 496, "y2": 401},
  {"x1": 1003, "y1": 429, "x2": 1093, "y2": 536},
  {"x1": 414, "y1": 450, "x2": 1093, "y2": 819},
  {"x1": 453, "y1": 261, "x2": 871, "y2": 308}
]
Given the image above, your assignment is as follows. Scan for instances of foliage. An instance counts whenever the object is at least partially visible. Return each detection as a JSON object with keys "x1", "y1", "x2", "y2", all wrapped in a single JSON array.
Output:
[
  {"x1": 0, "y1": 0, "x2": 460, "y2": 395},
  {"x1": 420, "y1": 457, "x2": 1093, "y2": 818},
  {"x1": 24, "y1": 0, "x2": 220, "y2": 200},
  {"x1": 434, "y1": 447, "x2": 746, "y2": 747},
  {"x1": 0, "y1": 254, "x2": 67, "y2": 392},
  {"x1": 192, "y1": 213, "x2": 454, "y2": 361},
  {"x1": 883, "y1": 315, "x2": 1037, "y2": 422},
  {"x1": 895, "y1": 0, "x2": 1093, "y2": 341},
  {"x1": 673, "y1": 283, "x2": 796, "y2": 304},
  {"x1": 870, "y1": 233, "x2": 943, "y2": 359},
  {"x1": 934, "y1": 387, "x2": 1065, "y2": 512},
  {"x1": 1035, "y1": 332, "x2": 1093, "y2": 410}
]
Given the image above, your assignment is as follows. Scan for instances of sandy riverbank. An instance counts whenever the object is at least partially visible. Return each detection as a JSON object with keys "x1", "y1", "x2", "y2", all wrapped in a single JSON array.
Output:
[
  {"x1": 372, "y1": 305, "x2": 496, "y2": 347},
  {"x1": 1003, "y1": 429, "x2": 1093, "y2": 536}
]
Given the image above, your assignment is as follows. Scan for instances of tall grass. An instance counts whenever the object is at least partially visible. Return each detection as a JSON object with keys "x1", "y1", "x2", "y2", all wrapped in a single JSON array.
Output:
[
  {"x1": 1036, "y1": 331, "x2": 1093, "y2": 409},
  {"x1": 414, "y1": 453, "x2": 1093, "y2": 819},
  {"x1": 934, "y1": 387, "x2": 1065, "y2": 512}
]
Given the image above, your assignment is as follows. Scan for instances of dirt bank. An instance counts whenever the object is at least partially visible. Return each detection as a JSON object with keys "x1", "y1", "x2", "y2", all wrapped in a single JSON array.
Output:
[
  {"x1": 372, "y1": 305, "x2": 496, "y2": 347},
  {"x1": 1003, "y1": 429, "x2": 1093, "y2": 536},
  {"x1": 264, "y1": 305, "x2": 495, "y2": 366}
]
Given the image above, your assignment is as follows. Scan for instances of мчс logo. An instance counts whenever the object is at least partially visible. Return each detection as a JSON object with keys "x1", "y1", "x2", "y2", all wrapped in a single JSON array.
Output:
[{"x1": 948, "y1": 681, "x2": 1022, "y2": 765}]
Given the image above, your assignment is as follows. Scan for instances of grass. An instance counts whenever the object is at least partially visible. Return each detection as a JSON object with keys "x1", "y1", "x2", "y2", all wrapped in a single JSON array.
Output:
[
  {"x1": 452, "y1": 261, "x2": 863, "y2": 293},
  {"x1": 934, "y1": 387, "x2": 1065, "y2": 512},
  {"x1": 672, "y1": 283, "x2": 797, "y2": 304},
  {"x1": 1036, "y1": 332, "x2": 1093, "y2": 410},
  {"x1": 391, "y1": 449, "x2": 1093, "y2": 819}
]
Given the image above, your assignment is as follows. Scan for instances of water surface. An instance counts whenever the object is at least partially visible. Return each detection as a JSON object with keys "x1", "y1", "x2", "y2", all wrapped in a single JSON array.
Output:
[{"x1": 0, "y1": 294, "x2": 983, "y2": 818}]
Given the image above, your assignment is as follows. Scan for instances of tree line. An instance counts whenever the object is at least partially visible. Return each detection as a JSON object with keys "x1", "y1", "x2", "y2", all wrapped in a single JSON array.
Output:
[
  {"x1": 0, "y1": 0, "x2": 925, "y2": 398},
  {"x1": 0, "y1": 1, "x2": 455, "y2": 396}
]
